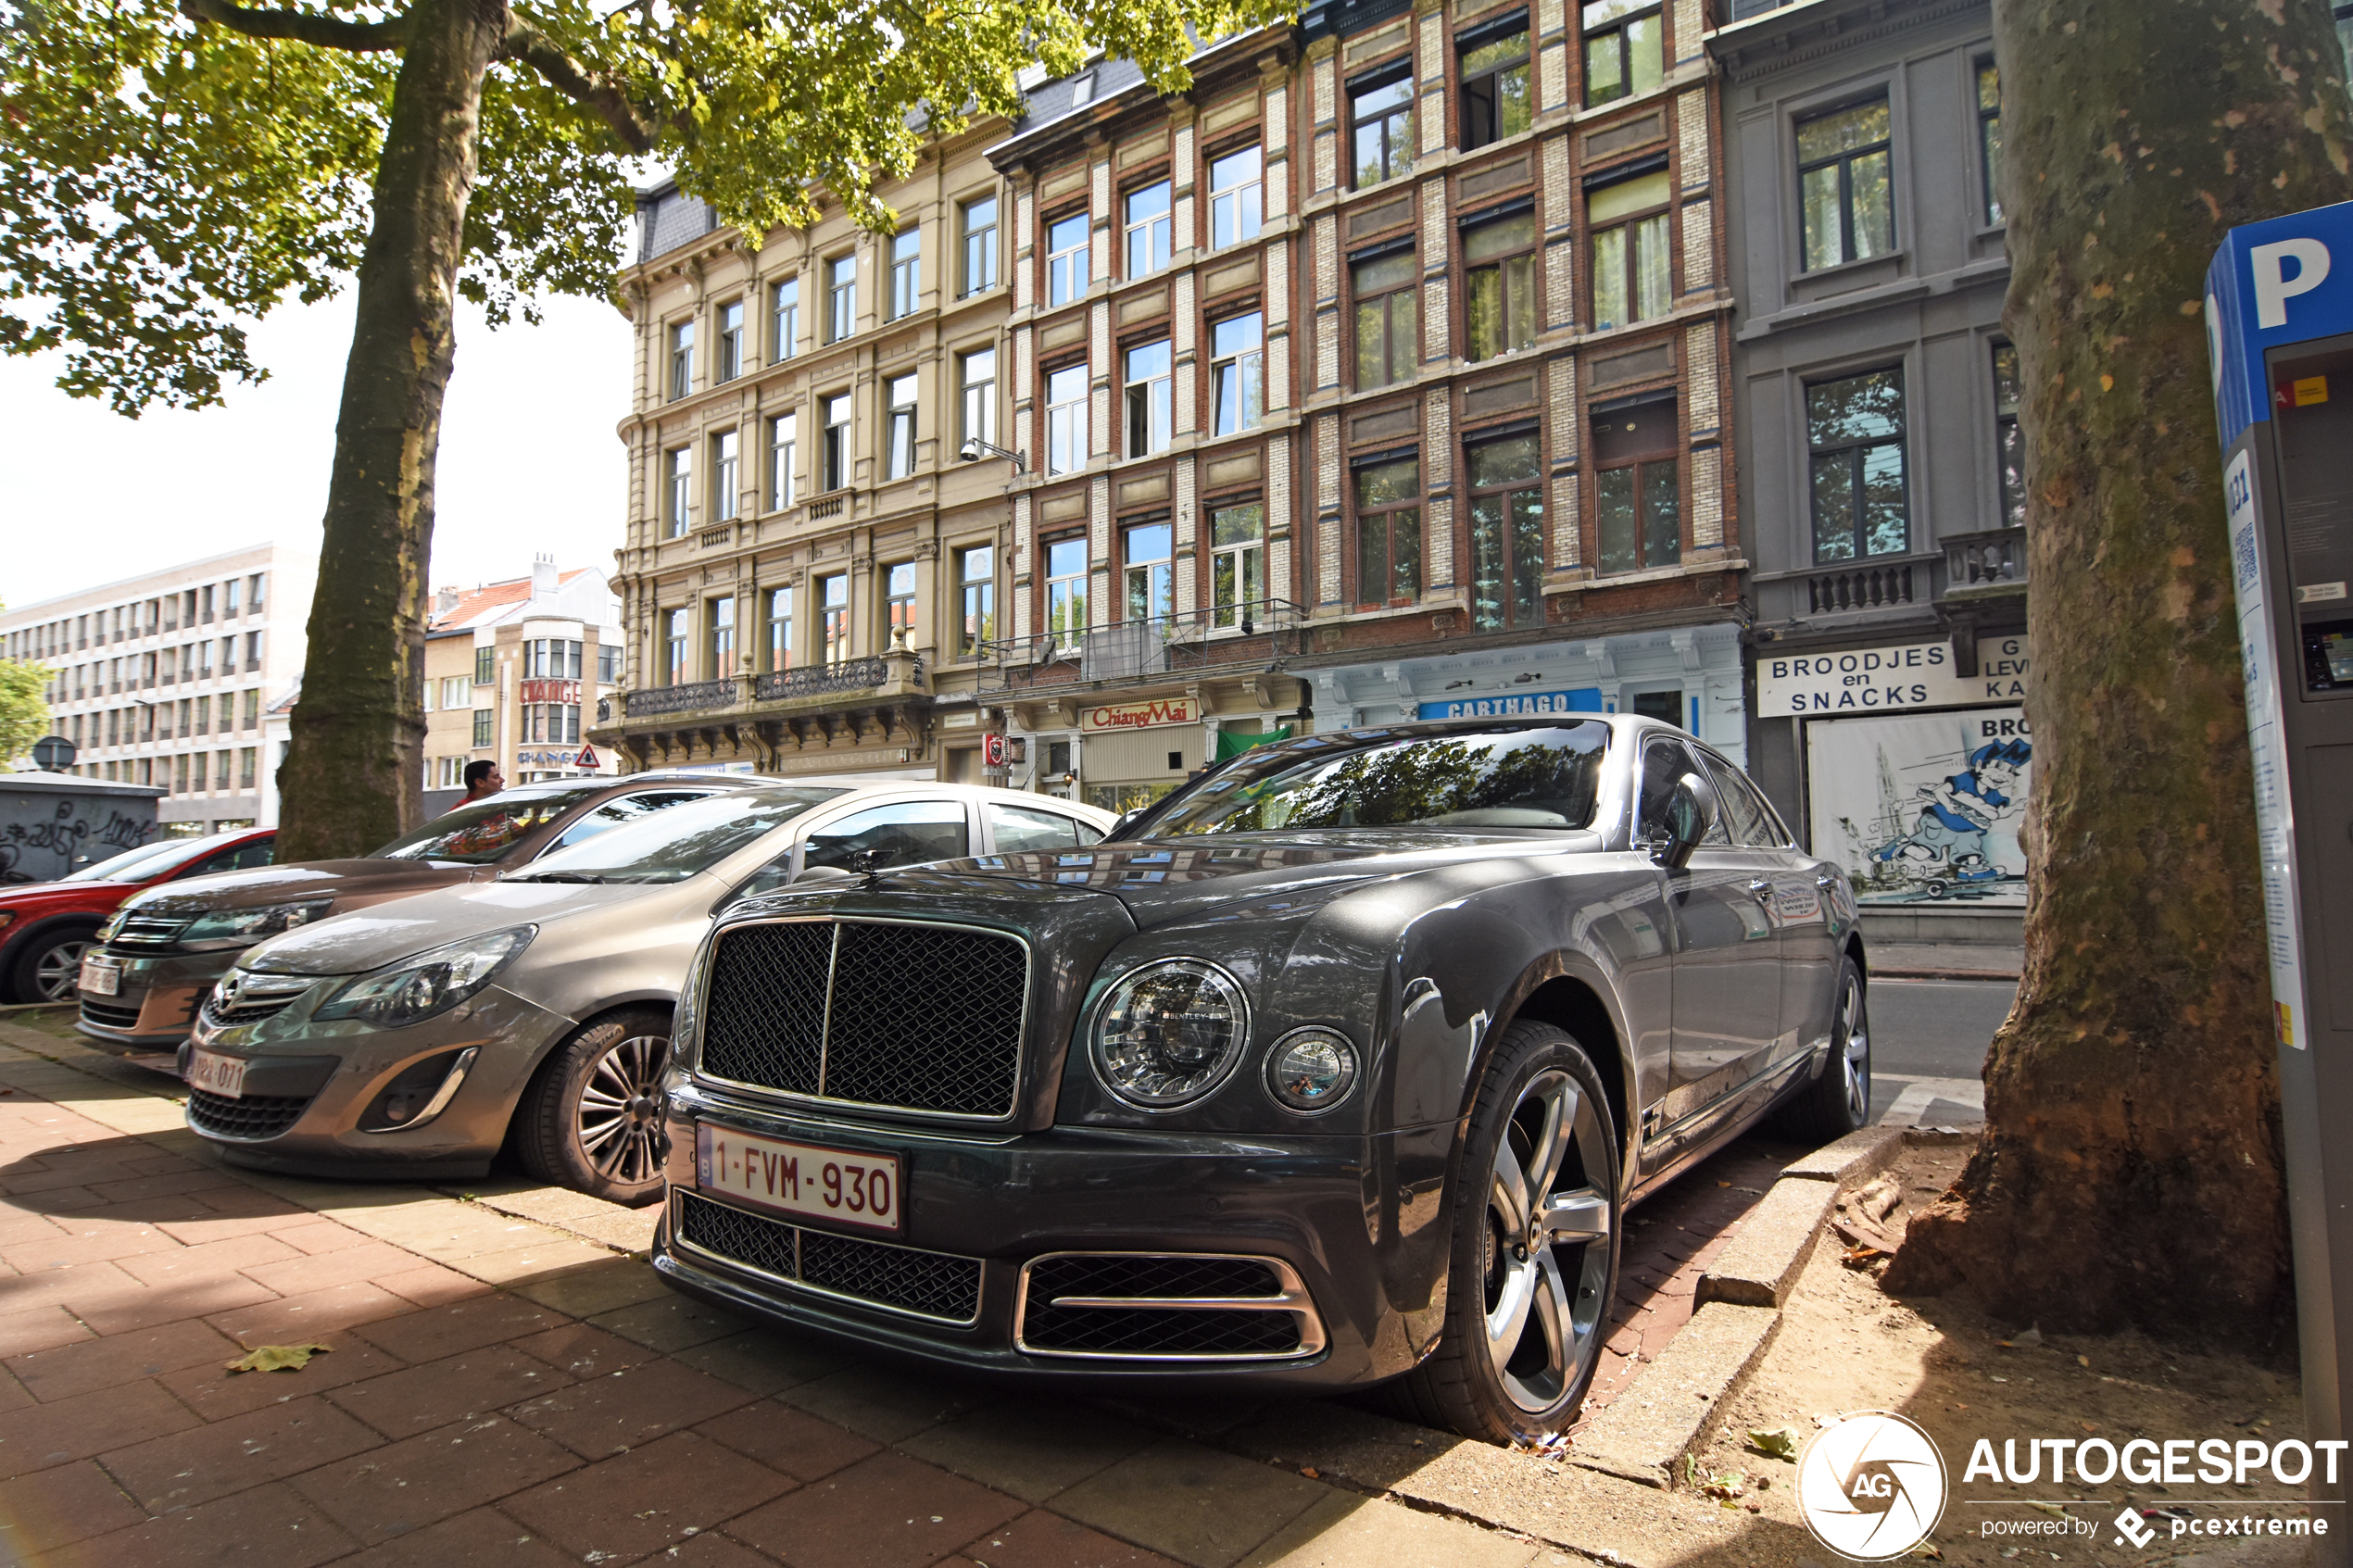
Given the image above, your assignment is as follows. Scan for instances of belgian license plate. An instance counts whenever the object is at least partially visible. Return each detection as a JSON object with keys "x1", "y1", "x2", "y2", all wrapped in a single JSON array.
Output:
[
  {"x1": 186, "y1": 1049, "x2": 247, "y2": 1099},
  {"x1": 79, "y1": 956, "x2": 120, "y2": 997},
  {"x1": 695, "y1": 1124, "x2": 901, "y2": 1235}
]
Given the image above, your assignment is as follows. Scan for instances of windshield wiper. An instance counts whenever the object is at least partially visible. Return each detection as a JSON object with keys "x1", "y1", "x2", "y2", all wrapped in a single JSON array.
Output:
[{"x1": 507, "y1": 872, "x2": 608, "y2": 884}]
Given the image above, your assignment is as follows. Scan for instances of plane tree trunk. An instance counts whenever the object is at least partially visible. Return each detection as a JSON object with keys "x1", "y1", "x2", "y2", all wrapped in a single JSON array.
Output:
[{"x1": 274, "y1": 0, "x2": 507, "y2": 859}]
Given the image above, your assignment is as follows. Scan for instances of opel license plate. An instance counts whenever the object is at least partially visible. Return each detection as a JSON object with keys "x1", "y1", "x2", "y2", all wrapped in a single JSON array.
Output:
[
  {"x1": 79, "y1": 956, "x2": 120, "y2": 997},
  {"x1": 695, "y1": 1124, "x2": 901, "y2": 1235},
  {"x1": 186, "y1": 1049, "x2": 247, "y2": 1099}
]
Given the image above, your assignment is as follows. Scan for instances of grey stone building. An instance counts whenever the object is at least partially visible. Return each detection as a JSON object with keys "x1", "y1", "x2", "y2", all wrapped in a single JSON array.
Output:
[{"x1": 1711, "y1": 0, "x2": 2029, "y2": 932}]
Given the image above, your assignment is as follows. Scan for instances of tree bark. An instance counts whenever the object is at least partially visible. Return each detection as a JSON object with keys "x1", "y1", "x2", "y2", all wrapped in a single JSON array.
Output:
[
  {"x1": 274, "y1": 0, "x2": 507, "y2": 859},
  {"x1": 1883, "y1": 0, "x2": 2352, "y2": 1338}
]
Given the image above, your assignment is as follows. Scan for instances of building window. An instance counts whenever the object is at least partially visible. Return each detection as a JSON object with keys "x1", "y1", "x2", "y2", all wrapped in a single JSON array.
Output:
[
  {"x1": 1210, "y1": 502, "x2": 1265, "y2": 627},
  {"x1": 1807, "y1": 369, "x2": 1907, "y2": 560},
  {"x1": 1047, "y1": 211, "x2": 1090, "y2": 307},
  {"x1": 242, "y1": 684, "x2": 259, "y2": 727},
  {"x1": 1994, "y1": 344, "x2": 2024, "y2": 529},
  {"x1": 667, "y1": 319, "x2": 694, "y2": 400},
  {"x1": 1046, "y1": 535, "x2": 1088, "y2": 637},
  {"x1": 1123, "y1": 518, "x2": 1174, "y2": 623},
  {"x1": 825, "y1": 252, "x2": 857, "y2": 342},
  {"x1": 239, "y1": 748, "x2": 256, "y2": 789},
  {"x1": 889, "y1": 227, "x2": 921, "y2": 320},
  {"x1": 1353, "y1": 248, "x2": 1419, "y2": 389},
  {"x1": 440, "y1": 675, "x2": 469, "y2": 708},
  {"x1": 1354, "y1": 456, "x2": 1422, "y2": 606},
  {"x1": 711, "y1": 430, "x2": 740, "y2": 521},
  {"x1": 474, "y1": 646, "x2": 495, "y2": 684},
  {"x1": 250, "y1": 573, "x2": 266, "y2": 610},
  {"x1": 1799, "y1": 99, "x2": 1894, "y2": 271},
  {"x1": 768, "y1": 411, "x2": 797, "y2": 510},
  {"x1": 524, "y1": 639, "x2": 583, "y2": 678},
  {"x1": 663, "y1": 608, "x2": 690, "y2": 685},
  {"x1": 1459, "y1": 19, "x2": 1531, "y2": 149},
  {"x1": 1583, "y1": 0, "x2": 1662, "y2": 107},
  {"x1": 1125, "y1": 181, "x2": 1173, "y2": 277},
  {"x1": 597, "y1": 644, "x2": 620, "y2": 684},
  {"x1": 766, "y1": 586, "x2": 795, "y2": 671},
  {"x1": 708, "y1": 596, "x2": 736, "y2": 678},
  {"x1": 958, "y1": 546, "x2": 995, "y2": 656},
  {"x1": 524, "y1": 703, "x2": 582, "y2": 744},
  {"x1": 472, "y1": 709, "x2": 494, "y2": 747},
  {"x1": 1978, "y1": 63, "x2": 2004, "y2": 226},
  {"x1": 1465, "y1": 210, "x2": 1539, "y2": 360},
  {"x1": 1352, "y1": 67, "x2": 1416, "y2": 187},
  {"x1": 883, "y1": 562, "x2": 917, "y2": 646},
  {"x1": 962, "y1": 195, "x2": 1000, "y2": 295},
  {"x1": 1046, "y1": 362, "x2": 1089, "y2": 474},
  {"x1": 1589, "y1": 172, "x2": 1671, "y2": 330},
  {"x1": 1466, "y1": 432, "x2": 1545, "y2": 632},
  {"x1": 1124, "y1": 340, "x2": 1173, "y2": 458},
  {"x1": 822, "y1": 393, "x2": 852, "y2": 491},
  {"x1": 1210, "y1": 313, "x2": 1265, "y2": 434},
  {"x1": 715, "y1": 299, "x2": 745, "y2": 383},
  {"x1": 819, "y1": 573, "x2": 849, "y2": 664},
  {"x1": 1595, "y1": 398, "x2": 1680, "y2": 573},
  {"x1": 960, "y1": 347, "x2": 998, "y2": 446},
  {"x1": 771, "y1": 276, "x2": 799, "y2": 361},
  {"x1": 665, "y1": 445, "x2": 692, "y2": 536},
  {"x1": 1208, "y1": 144, "x2": 1263, "y2": 251},
  {"x1": 885, "y1": 373, "x2": 919, "y2": 480}
]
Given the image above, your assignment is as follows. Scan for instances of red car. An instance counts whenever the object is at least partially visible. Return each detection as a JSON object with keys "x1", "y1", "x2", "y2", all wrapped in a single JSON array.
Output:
[{"x1": 0, "y1": 828, "x2": 278, "y2": 1005}]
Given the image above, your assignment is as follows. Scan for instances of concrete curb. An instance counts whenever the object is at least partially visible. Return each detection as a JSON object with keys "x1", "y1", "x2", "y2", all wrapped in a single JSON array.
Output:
[
  {"x1": 1566, "y1": 1301, "x2": 1782, "y2": 1488},
  {"x1": 1780, "y1": 1123, "x2": 1907, "y2": 1185},
  {"x1": 1692, "y1": 1177, "x2": 1837, "y2": 1310}
]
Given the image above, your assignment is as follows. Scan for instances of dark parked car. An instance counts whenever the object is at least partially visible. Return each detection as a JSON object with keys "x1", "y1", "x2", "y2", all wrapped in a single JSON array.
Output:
[
  {"x1": 0, "y1": 828, "x2": 277, "y2": 1004},
  {"x1": 75, "y1": 772, "x2": 757, "y2": 1053},
  {"x1": 650, "y1": 717, "x2": 1870, "y2": 1443}
]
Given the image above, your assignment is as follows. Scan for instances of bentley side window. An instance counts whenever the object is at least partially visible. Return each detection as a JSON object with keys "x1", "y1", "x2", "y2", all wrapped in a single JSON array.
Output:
[
  {"x1": 1699, "y1": 754, "x2": 1783, "y2": 848},
  {"x1": 1640, "y1": 737, "x2": 1728, "y2": 847}
]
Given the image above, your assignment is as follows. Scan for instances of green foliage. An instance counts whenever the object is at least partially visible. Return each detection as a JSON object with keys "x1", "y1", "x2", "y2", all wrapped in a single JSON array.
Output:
[
  {"x1": 0, "y1": 659, "x2": 51, "y2": 764},
  {"x1": 0, "y1": 0, "x2": 1298, "y2": 410}
]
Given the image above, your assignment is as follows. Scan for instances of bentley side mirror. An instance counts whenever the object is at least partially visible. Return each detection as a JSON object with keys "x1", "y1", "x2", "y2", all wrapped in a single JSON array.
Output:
[
  {"x1": 1651, "y1": 771, "x2": 1718, "y2": 872},
  {"x1": 791, "y1": 864, "x2": 855, "y2": 885}
]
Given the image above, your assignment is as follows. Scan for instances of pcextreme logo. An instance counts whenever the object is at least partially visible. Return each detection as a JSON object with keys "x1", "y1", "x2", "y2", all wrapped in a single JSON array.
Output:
[{"x1": 1797, "y1": 1411, "x2": 1950, "y2": 1561}]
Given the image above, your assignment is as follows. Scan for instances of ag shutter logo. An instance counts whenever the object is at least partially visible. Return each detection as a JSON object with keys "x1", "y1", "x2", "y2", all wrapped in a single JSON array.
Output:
[{"x1": 1797, "y1": 1411, "x2": 1949, "y2": 1561}]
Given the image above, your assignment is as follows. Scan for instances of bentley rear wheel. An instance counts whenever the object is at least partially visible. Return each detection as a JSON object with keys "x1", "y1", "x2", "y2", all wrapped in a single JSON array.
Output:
[
  {"x1": 1774, "y1": 955, "x2": 1871, "y2": 1141},
  {"x1": 1396, "y1": 1019, "x2": 1622, "y2": 1444}
]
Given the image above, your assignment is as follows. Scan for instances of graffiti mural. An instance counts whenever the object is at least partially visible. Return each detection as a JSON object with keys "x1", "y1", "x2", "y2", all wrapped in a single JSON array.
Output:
[
  {"x1": 0, "y1": 798, "x2": 159, "y2": 884},
  {"x1": 1806, "y1": 707, "x2": 2032, "y2": 907}
]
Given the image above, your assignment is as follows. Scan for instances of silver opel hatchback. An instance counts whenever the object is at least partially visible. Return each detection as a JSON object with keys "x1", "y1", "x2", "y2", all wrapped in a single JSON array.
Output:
[{"x1": 180, "y1": 781, "x2": 1113, "y2": 1203}]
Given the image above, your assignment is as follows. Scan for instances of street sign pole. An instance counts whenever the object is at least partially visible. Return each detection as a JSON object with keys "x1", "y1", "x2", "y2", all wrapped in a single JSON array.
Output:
[{"x1": 2208, "y1": 199, "x2": 2353, "y2": 1560}]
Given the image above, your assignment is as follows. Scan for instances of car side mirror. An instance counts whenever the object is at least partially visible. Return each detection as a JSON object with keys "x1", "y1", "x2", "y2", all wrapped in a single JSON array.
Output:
[
  {"x1": 791, "y1": 864, "x2": 855, "y2": 885},
  {"x1": 1109, "y1": 809, "x2": 1143, "y2": 837},
  {"x1": 1650, "y1": 771, "x2": 1718, "y2": 872}
]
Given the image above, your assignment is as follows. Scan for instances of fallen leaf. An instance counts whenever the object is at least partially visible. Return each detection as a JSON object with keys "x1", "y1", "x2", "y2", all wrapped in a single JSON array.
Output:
[
  {"x1": 225, "y1": 1343, "x2": 333, "y2": 1374},
  {"x1": 1300, "y1": 1466, "x2": 1319, "y2": 1479},
  {"x1": 1747, "y1": 1426, "x2": 1803, "y2": 1461}
]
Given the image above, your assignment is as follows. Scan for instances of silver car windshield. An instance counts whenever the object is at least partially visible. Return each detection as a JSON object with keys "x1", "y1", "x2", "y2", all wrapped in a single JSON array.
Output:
[
  {"x1": 507, "y1": 789, "x2": 848, "y2": 884},
  {"x1": 1145, "y1": 725, "x2": 1612, "y2": 836}
]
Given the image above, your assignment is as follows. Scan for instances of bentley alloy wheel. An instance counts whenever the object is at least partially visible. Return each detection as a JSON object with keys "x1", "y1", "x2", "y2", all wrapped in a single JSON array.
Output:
[{"x1": 1778, "y1": 954, "x2": 1872, "y2": 1140}]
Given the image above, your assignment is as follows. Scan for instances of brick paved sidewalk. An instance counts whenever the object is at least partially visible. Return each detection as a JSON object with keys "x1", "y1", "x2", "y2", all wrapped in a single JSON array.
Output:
[{"x1": 0, "y1": 1025, "x2": 1579, "y2": 1568}]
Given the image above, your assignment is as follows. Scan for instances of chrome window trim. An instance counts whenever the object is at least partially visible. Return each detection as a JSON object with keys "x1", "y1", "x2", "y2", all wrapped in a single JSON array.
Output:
[
  {"x1": 1013, "y1": 1249, "x2": 1327, "y2": 1362},
  {"x1": 690, "y1": 913, "x2": 1034, "y2": 1124},
  {"x1": 670, "y1": 1188, "x2": 984, "y2": 1326}
]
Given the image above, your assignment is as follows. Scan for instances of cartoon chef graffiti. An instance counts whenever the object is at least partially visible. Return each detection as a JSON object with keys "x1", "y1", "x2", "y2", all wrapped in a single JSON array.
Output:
[{"x1": 1869, "y1": 737, "x2": 2030, "y2": 881}]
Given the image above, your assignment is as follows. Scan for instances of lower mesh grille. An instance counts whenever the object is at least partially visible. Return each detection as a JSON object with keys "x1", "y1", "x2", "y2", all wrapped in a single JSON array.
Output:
[
  {"x1": 187, "y1": 1090, "x2": 310, "y2": 1140},
  {"x1": 1017, "y1": 1252, "x2": 1319, "y2": 1361},
  {"x1": 199, "y1": 996, "x2": 299, "y2": 1029},
  {"x1": 79, "y1": 997, "x2": 143, "y2": 1030},
  {"x1": 674, "y1": 1190, "x2": 981, "y2": 1323}
]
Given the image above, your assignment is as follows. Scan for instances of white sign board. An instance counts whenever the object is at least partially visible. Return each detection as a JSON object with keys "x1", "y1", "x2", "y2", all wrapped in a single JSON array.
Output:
[
  {"x1": 1755, "y1": 638, "x2": 2031, "y2": 717},
  {"x1": 2225, "y1": 447, "x2": 2309, "y2": 1048},
  {"x1": 1806, "y1": 706, "x2": 2032, "y2": 909}
]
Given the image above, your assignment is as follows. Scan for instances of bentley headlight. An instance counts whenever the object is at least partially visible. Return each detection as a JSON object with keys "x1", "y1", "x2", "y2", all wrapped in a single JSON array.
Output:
[
  {"x1": 1265, "y1": 1027, "x2": 1360, "y2": 1113},
  {"x1": 182, "y1": 901, "x2": 334, "y2": 946},
  {"x1": 1091, "y1": 959, "x2": 1250, "y2": 1109},
  {"x1": 312, "y1": 926, "x2": 535, "y2": 1030}
]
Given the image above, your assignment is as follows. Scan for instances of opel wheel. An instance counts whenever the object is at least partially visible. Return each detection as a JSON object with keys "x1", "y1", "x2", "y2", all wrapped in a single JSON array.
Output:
[{"x1": 515, "y1": 1007, "x2": 673, "y2": 1204}]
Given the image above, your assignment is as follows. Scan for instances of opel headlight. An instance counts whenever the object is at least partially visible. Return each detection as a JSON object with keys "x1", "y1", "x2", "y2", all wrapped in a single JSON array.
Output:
[
  {"x1": 312, "y1": 926, "x2": 535, "y2": 1030},
  {"x1": 1265, "y1": 1026, "x2": 1360, "y2": 1113},
  {"x1": 1090, "y1": 959, "x2": 1251, "y2": 1110},
  {"x1": 182, "y1": 901, "x2": 334, "y2": 946}
]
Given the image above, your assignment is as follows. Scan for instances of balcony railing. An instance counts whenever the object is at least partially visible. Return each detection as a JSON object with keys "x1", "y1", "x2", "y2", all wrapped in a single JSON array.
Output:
[
  {"x1": 980, "y1": 598, "x2": 1307, "y2": 692},
  {"x1": 624, "y1": 678, "x2": 738, "y2": 717},
  {"x1": 1806, "y1": 563, "x2": 1914, "y2": 615},
  {"x1": 753, "y1": 657, "x2": 892, "y2": 702},
  {"x1": 1944, "y1": 527, "x2": 2028, "y2": 594}
]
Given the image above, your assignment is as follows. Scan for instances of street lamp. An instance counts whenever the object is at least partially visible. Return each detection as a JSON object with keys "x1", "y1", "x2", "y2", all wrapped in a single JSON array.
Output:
[{"x1": 957, "y1": 437, "x2": 1028, "y2": 473}]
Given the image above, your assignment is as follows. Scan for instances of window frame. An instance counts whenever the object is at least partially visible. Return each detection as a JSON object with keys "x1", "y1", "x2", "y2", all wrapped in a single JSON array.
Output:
[
  {"x1": 1581, "y1": 0, "x2": 1664, "y2": 108},
  {"x1": 1796, "y1": 97, "x2": 1896, "y2": 272},
  {"x1": 1207, "y1": 143, "x2": 1264, "y2": 251},
  {"x1": 1209, "y1": 311, "x2": 1265, "y2": 435},
  {"x1": 666, "y1": 319, "x2": 694, "y2": 401},
  {"x1": 883, "y1": 561, "x2": 917, "y2": 645},
  {"x1": 1208, "y1": 499, "x2": 1266, "y2": 628},
  {"x1": 1352, "y1": 245, "x2": 1420, "y2": 390},
  {"x1": 664, "y1": 445, "x2": 693, "y2": 537},
  {"x1": 1124, "y1": 179, "x2": 1174, "y2": 278},
  {"x1": 765, "y1": 585, "x2": 796, "y2": 672},
  {"x1": 888, "y1": 227, "x2": 922, "y2": 320},
  {"x1": 1047, "y1": 209, "x2": 1091, "y2": 307},
  {"x1": 821, "y1": 392, "x2": 853, "y2": 493},
  {"x1": 1045, "y1": 360, "x2": 1090, "y2": 475},
  {"x1": 1462, "y1": 206, "x2": 1541, "y2": 360},
  {"x1": 715, "y1": 298, "x2": 745, "y2": 383},
  {"x1": 885, "y1": 372, "x2": 919, "y2": 481},
  {"x1": 1122, "y1": 515, "x2": 1175, "y2": 625},
  {"x1": 1464, "y1": 428, "x2": 1546, "y2": 632},
  {"x1": 1805, "y1": 366, "x2": 1910, "y2": 562},
  {"x1": 767, "y1": 410, "x2": 797, "y2": 511},
  {"x1": 1993, "y1": 342, "x2": 2024, "y2": 530},
  {"x1": 818, "y1": 572, "x2": 850, "y2": 665},
  {"x1": 662, "y1": 608, "x2": 690, "y2": 687},
  {"x1": 825, "y1": 251, "x2": 858, "y2": 343},
  {"x1": 711, "y1": 428, "x2": 740, "y2": 522},
  {"x1": 1976, "y1": 61, "x2": 2004, "y2": 227},
  {"x1": 960, "y1": 346, "x2": 999, "y2": 447},
  {"x1": 962, "y1": 194, "x2": 1000, "y2": 295},
  {"x1": 1593, "y1": 396, "x2": 1681, "y2": 575},
  {"x1": 1350, "y1": 62, "x2": 1416, "y2": 189},
  {"x1": 1123, "y1": 338, "x2": 1174, "y2": 458},
  {"x1": 957, "y1": 545, "x2": 996, "y2": 658},
  {"x1": 1045, "y1": 533, "x2": 1089, "y2": 638},
  {"x1": 1353, "y1": 450, "x2": 1424, "y2": 608},
  {"x1": 1587, "y1": 171, "x2": 1673, "y2": 332},
  {"x1": 1458, "y1": 13, "x2": 1533, "y2": 150},
  {"x1": 770, "y1": 276, "x2": 799, "y2": 362}
]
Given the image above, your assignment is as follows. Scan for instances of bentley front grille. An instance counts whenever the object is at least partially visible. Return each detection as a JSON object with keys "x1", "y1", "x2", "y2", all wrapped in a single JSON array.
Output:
[
  {"x1": 1014, "y1": 1252, "x2": 1326, "y2": 1361},
  {"x1": 697, "y1": 919, "x2": 1028, "y2": 1120},
  {"x1": 673, "y1": 1190, "x2": 982, "y2": 1323}
]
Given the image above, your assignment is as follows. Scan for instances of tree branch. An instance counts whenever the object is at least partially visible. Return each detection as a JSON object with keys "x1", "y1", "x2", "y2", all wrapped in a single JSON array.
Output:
[
  {"x1": 498, "y1": 17, "x2": 660, "y2": 155},
  {"x1": 177, "y1": 0, "x2": 408, "y2": 51}
]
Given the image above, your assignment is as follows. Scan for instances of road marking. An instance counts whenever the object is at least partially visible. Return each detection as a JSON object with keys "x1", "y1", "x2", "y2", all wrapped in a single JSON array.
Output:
[{"x1": 1878, "y1": 1075, "x2": 1985, "y2": 1125}]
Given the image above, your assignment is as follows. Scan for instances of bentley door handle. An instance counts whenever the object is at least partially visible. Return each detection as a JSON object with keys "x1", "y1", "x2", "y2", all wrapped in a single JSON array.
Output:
[{"x1": 1746, "y1": 878, "x2": 1775, "y2": 900}]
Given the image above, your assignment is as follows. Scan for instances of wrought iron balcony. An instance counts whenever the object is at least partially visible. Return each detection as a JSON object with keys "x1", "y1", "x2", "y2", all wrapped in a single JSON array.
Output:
[
  {"x1": 624, "y1": 678, "x2": 738, "y2": 718},
  {"x1": 1943, "y1": 527, "x2": 2029, "y2": 595},
  {"x1": 753, "y1": 657, "x2": 893, "y2": 702},
  {"x1": 979, "y1": 598, "x2": 1307, "y2": 693}
]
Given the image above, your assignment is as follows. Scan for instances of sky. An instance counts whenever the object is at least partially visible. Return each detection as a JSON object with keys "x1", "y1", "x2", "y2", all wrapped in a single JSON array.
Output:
[{"x1": 0, "y1": 290, "x2": 635, "y2": 615}]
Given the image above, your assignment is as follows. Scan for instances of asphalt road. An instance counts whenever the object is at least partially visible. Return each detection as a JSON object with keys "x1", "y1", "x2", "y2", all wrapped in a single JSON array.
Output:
[{"x1": 1863, "y1": 975, "x2": 2015, "y2": 1126}]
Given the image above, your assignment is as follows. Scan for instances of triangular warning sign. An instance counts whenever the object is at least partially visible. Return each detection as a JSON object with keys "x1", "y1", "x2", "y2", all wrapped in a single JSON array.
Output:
[{"x1": 574, "y1": 744, "x2": 600, "y2": 769}]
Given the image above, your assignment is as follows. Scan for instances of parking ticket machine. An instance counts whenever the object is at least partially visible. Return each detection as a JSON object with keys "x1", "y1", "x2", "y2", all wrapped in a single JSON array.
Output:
[{"x1": 2209, "y1": 199, "x2": 2353, "y2": 1543}]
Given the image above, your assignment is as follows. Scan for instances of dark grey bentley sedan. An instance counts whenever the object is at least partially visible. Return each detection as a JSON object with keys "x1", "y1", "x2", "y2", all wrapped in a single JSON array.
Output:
[{"x1": 649, "y1": 717, "x2": 1869, "y2": 1442}]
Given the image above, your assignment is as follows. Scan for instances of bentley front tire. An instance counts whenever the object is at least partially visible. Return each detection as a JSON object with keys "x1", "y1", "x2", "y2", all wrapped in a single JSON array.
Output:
[
  {"x1": 514, "y1": 1008, "x2": 673, "y2": 1206},
  {"x1": 1399, "y1": 1019, "x2": 1622, "y2": 1444}
]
